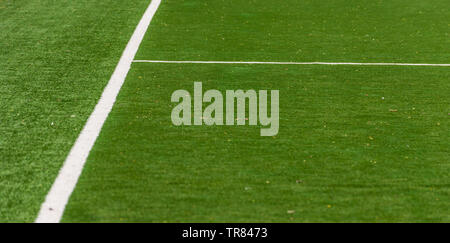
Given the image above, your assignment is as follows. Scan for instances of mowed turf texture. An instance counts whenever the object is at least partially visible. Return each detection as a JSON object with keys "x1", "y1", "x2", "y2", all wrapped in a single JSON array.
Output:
[
  {"x1": 0, "y1": 0, "x2": 152, "y2": 222},
  {"x1": 1, "y1": 0, "x2": 449, "y2": 222},
  {"x1": 63, "y1": 0, "x2": 449, "y2": 222}
]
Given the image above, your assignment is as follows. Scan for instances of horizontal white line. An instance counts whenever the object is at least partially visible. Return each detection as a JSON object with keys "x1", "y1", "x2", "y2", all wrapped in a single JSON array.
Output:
[{"x1": 133, "y1": 60, "x2": 450, "y2": 67}]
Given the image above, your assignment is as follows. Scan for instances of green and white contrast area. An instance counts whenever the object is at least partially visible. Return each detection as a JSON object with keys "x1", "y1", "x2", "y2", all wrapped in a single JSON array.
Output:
[{"x1": 0, "y1": 0, "x2": 449, "y2": 222}]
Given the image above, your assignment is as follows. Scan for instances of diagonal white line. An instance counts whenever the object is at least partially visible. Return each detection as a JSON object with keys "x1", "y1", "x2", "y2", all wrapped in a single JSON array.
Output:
[
  {"x1": 35, "y1": 0, "x2": 162, "y2": 223},
  {"x1": 133, "y1": 60, "x2": 450, "y2": 67}
]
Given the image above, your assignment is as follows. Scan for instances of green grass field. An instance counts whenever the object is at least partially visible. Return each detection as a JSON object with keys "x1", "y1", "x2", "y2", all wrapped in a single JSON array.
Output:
[{"x1": 1, "y1": 0, "x2": 449, "y2": 222}]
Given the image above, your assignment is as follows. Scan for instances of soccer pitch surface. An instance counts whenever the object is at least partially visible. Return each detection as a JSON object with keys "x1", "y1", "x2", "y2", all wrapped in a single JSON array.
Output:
[{"x1": 0, "y1": 0, "x2": 449, "y2": 222}]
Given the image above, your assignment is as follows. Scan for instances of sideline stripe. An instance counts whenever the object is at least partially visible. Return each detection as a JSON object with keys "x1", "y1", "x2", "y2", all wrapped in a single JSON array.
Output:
[
  {"x1": 35, "y1": 0, "x2": 162, "y2": 223},
  {"x1": 133, "y1": 60, "x2": 450, "y2": 67}
]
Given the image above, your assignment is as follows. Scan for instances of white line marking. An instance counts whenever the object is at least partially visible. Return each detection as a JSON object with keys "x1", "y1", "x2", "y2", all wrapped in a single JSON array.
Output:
[
  {"x1": 133, "y1": 60, "x2": 450, "y2": 67},
  {"x1": 35, "y1": 0, "x2": 162, "y2": 223}
]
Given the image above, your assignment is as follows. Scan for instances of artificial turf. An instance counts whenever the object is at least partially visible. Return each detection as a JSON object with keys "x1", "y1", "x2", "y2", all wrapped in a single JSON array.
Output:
[
  {"x1": 61, "y1": 0, "x2": 449, "y2": 222},
  {"x1": 0, "y1": 0, "x2": 151, "y2": 222}
]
